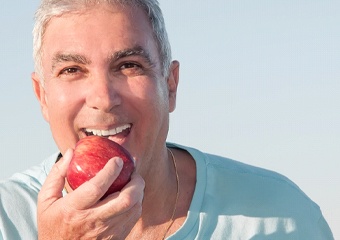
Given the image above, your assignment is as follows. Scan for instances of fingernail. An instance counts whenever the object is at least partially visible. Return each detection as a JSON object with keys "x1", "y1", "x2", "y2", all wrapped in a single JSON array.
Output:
[{"x1": 115, "y1": 158, "x2": 123, "y2": 168}]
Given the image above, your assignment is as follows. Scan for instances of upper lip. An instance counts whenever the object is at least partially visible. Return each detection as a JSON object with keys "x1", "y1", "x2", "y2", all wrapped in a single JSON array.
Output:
[{"x1": 83, "y1": 123, "x2": 132, "y2": 137}]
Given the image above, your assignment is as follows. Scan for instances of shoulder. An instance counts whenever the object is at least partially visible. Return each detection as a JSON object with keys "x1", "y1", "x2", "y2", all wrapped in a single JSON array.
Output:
[
  {"x1": 168, "y1": 143, "x2": 334, "y2": 238},
  {"x1": 0, "y1": 152, "x2": 59, "y2": 239},
  {"x1": 204, "y1": 151, "x2": 303, "y2": 194},
  {"x1": 202, "y1": 147, "x2": 314, "y2": 208},
  {"x1": 169, "y1": 142, "x2": 304, "y2": 197},
  {"x1": 168, "y1": 143, "x2": 333, "y2": 236},
  {"x1": 201, "y1": 151, "x2": 318, "y2": 212},
  {"x1": 0, "y1": 152, "x2": 59, "y2": 205},
  {"x1": 0, "y1": 152, "x2": 59, "y2": 194}
]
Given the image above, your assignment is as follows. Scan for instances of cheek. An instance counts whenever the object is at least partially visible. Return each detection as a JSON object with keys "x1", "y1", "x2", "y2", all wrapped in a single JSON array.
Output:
[
  {"x1": 47, "y1": 96, "x2": 74, "y2": 133},
  {"x1": 130, "y1": 79, "x2": 169, "y2": 112},
  {"x1": 46, "y1": 86, "x2": 81, "y2": 120},
  {"x1": 47, "y1": 79, "x2": 87, "y2": 107},
  {"x1": 44, "y1": 83, "x2": 85, "y2": 146}
]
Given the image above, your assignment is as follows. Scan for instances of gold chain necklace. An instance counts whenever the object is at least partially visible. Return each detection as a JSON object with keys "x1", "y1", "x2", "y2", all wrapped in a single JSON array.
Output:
[{"x1": 162, "y1": 148, "x2": 180, "y2": 240}]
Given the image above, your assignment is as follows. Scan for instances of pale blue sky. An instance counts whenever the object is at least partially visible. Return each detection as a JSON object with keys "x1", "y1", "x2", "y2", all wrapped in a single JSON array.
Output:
[{"x1": 0, "y1": 0, "x2": 339, "y2": 237}]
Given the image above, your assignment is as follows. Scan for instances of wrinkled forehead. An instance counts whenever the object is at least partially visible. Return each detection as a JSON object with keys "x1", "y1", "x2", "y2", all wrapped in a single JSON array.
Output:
[
  {"x1": 42, "y1": 3, "x2": 155, "y2": 47},
  {"x1": 41, "y1": 3, "x2": 161, "y2": 69}
]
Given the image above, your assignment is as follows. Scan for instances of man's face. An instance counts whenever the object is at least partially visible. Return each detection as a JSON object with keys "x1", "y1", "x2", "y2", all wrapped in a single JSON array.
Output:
[{"x1": 32, "y1": 4, "x2": 179, "y2": 168}]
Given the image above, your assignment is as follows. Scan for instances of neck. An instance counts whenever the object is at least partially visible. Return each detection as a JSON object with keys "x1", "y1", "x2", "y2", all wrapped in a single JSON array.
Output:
[
  {"x1": 138, "y1": 147, "x2": 179, "y2": 226},
  {"x1": 125, "y1": 147, "x2": 181, "y2": 240},
  {"x1": 127, "y1": 147, "x2": 197, "y2": 240}
]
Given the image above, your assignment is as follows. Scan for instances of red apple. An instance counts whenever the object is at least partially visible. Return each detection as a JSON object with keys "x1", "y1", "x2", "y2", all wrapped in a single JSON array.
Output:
[{"x1": 66, "y1": 135, "x2": 135, "y2": 199}]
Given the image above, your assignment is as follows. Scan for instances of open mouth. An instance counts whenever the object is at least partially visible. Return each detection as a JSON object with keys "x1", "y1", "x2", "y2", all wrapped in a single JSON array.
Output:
[{"x1": 83, "y1": 124, "x2": 132, "y2": 139}]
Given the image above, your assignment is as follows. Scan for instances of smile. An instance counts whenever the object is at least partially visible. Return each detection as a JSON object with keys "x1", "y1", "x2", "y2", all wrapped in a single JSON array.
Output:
[{"x1": 84, "y1": 124, "x2": 132, "y2": 137}]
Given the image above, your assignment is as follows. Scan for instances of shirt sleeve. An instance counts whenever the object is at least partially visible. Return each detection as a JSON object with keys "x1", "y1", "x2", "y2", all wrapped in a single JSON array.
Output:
[{"x1": 316, "y1": 215, "x2": 334, "y2": 240}]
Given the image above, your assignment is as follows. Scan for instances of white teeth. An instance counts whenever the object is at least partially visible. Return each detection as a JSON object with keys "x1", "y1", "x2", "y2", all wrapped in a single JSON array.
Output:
[
  {"x1": 86, "y1": 124, "x2": 131, "y2": 137},
  {"x1": 101, "y1": 130, "x2": 110, "y2": 136}
]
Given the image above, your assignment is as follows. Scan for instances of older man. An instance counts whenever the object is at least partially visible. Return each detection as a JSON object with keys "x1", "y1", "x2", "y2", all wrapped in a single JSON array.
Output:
[{"x1": 0, "y1": 0, "x2": 334, "y2": 239}]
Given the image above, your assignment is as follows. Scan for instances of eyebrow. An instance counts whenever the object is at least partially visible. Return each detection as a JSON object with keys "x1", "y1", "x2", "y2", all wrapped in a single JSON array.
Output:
[
  {"x1": 109, "y1": 45, "x2": 155, "y2": 67},
  {"x1": 51, "y1": 46, "x2": 156, "y2": 71},
  {"x1": 51, "y1": 53, "x2": 91, "y2": 71}
]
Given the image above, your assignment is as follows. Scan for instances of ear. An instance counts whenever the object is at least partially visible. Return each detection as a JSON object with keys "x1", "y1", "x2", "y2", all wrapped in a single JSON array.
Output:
[
  {"x1": 31, "y1": 72, "x2": 50, "y2": 122},
  {"x1": 167, "y1": 60, "x2": 180, "y2": 113}
]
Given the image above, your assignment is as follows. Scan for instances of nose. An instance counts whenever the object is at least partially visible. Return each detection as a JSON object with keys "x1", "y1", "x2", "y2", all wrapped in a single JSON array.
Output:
[{"x1": 86, "y1": 72, "x2": 121, "y2": 112}]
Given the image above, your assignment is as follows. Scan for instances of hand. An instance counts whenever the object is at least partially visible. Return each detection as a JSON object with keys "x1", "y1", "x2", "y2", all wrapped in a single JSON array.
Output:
[{"x1": 37, "y1": 149, "x2": 145, "y2": 240}]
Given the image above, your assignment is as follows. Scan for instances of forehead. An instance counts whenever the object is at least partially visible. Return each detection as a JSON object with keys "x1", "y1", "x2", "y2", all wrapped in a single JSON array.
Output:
[
  {"x1": 45, "y1": 3, "x2": 151, "y2": 30},
  {"x1": 41, "y1": 4, "x2": 158, "y2": 62}
]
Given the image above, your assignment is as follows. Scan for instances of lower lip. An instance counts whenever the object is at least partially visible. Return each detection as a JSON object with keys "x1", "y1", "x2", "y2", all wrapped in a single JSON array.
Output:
[{"x1": 108, "y1": 127, "x2": 131, "y2": 144}]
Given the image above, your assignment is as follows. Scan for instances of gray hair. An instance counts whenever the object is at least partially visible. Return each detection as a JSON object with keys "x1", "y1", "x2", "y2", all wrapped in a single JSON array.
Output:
[{"x1": 33, "y1": 0, "x2": 172, "y2": 81}]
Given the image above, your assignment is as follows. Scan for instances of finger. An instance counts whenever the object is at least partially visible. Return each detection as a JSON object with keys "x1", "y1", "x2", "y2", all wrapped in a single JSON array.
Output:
[
  {"x1": 97, "y1": 201, "x2": 143, "y2": 239},
  {"x1": 65, "y1": 157, "x2": 124, "y2": 210},
  {"x1": 95, "y1": 172, "x2": 145, "y2": 219},
  {"x1": 106, "y1": 171, "x2": 145, "y2": 204},
  {"x1": 38, "y1": 149, "x2": 73, "y2": 209}
]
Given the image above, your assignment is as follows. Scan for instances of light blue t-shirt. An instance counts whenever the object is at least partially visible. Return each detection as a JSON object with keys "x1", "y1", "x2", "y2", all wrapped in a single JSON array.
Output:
[{"x1": 0, "y1": 144, "x2": 334, "y2": 239}]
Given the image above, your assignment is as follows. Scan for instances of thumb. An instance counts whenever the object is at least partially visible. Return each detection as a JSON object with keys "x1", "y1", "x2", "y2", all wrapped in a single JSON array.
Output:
[{"x1": 38, "y1": 149, "x2": 73, "y2": 210}]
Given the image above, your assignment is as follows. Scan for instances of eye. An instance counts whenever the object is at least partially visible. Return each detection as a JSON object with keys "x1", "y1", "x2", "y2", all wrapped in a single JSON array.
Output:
[
  {"x1": 57, "y1": 66, "x2": 86, "y2": 81},
  {"x1": 118, "y1": 62, "x2": 144, "y2": 76},
  {"x1": 120, "y1": 62, "x2": 141, "y2": 70},
  {"x1": 60, "y1": 67, "x2": 81, "y2": 75}
]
